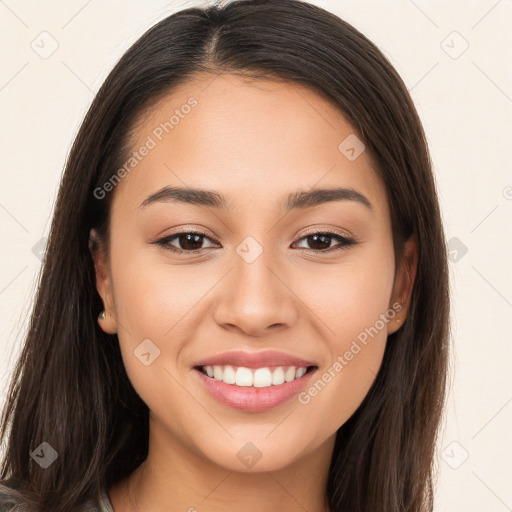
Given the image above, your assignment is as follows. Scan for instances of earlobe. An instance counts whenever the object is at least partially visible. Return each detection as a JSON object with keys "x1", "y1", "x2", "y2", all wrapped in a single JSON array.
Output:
[
  {"x1": 89, "y1": 228, "x2": 118, "y2": 335},
  {"x1": 387, "y1": 233, "x2": 418, "y2": 334}
]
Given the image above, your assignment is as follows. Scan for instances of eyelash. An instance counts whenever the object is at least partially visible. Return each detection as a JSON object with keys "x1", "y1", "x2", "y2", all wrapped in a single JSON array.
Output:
[{"x1": 153, "y1": 229, "x2": 357, "y2": 254}]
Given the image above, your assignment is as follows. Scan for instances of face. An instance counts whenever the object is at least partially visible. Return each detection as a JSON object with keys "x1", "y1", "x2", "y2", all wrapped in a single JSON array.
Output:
[{"x1": 90, "y1": 72, "x2": 417, "y2": 474}]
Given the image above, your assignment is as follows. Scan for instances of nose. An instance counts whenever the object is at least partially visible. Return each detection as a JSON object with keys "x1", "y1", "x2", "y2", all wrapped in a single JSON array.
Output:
[{"x1": 212, "y1": 248, "x2": 299, "y2": 337}]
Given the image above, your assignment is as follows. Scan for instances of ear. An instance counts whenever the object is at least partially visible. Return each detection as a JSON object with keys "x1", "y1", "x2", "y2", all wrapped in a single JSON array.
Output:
[
  {"x1": 387, "y1": 233, "x2": 418, "y2": 335},
  {"x1": 89, "y1": 228, "x2": 118, "y2": 334}
]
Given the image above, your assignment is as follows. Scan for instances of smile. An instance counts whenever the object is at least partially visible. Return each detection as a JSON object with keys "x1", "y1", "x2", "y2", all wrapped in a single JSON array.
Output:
[
  {"x1": 197, "y1": 364, "x2": 315, "y2": 387},
  {"x1": 192, "y1": 365, "x2": 318, "y2": 412}
]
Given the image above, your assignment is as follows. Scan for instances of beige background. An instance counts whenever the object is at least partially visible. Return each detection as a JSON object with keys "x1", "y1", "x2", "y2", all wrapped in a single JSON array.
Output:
[{"x1": 1, "y1": 0, "x2": 511, "y2": 509}]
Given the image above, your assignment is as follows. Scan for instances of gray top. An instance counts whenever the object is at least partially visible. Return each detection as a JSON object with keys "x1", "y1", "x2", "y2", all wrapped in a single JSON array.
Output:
[
  {"x1": 98, "y1": 485, "x2": 115, "y2": 512},
  {"x1": 0, "y1": 483, "x2": 115, "y2": 511}
]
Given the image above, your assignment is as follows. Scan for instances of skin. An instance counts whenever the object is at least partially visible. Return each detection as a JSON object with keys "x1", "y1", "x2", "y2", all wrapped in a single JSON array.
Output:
[{"x1": 90, "y1": 72, "x2": 417, "y2": 512}]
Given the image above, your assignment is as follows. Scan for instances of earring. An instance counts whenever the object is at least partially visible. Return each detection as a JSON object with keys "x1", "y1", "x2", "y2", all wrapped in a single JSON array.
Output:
[
  {"x1": 396, "y1": 318, "x2": 401, "y2": 324},
  {"x1": 98, "y1": 310, "x2": 106, "y2": 321}
]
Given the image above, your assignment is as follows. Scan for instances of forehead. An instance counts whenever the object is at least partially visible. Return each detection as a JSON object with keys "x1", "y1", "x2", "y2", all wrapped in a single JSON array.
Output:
[{"x1": 111, "y1": 72, "x2": 387, "y2": 217}]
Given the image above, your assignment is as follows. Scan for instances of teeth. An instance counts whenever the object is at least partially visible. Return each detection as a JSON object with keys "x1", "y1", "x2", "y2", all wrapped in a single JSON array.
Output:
[
  {"x1": 202, "y1": 365, "x2": 310, "y2": 388},
  {"x1": 236, "y1": 367, "x2": 254, "y2": 386},
  {"x1": 284, "y1": 367, "x2": 296, "y2": 382},
  {"x1": 272, "y1": 367, "x2": 285, "y2": 385},
  {"x1": 222, "y1": 365, "x2": 236, "y2": 384}
]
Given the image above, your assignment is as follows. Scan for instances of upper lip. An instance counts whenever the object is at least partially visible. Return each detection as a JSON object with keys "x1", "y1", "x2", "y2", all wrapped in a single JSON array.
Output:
[{"x1": 193, "y1": 350, "x2": 317, "y2": 369}]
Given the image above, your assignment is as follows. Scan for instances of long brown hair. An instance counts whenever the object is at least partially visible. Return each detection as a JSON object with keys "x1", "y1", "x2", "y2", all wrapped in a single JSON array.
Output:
[{"x1": 0, "y1": 1, "x2": 450, "y2": 510}]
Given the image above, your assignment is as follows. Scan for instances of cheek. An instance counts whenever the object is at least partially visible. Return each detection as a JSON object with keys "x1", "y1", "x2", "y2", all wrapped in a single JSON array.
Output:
[
  {"x1": 294, "y1": 247, "x2": 395, "y2": 423},
  {"x1": 109, "y1": 252, "x2": 200, "y2": 423},
  {"x1": 296, "y1": 299, "x2": 391, "y2": 435},
  {"x1": 109, "y1": 239, "x2": 229, "y2": 402},
  {"x1": 111, "y1": 235, "x2": 207, "y2": 337},
  {"x1": 297, "y1": 245, "x2": 395, "y2": 343}
]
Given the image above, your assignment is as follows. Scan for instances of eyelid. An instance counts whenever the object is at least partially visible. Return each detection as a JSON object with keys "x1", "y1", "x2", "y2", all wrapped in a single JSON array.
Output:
[{"x1": 296, "y1": 225, "x2": 353, "y2": 240}]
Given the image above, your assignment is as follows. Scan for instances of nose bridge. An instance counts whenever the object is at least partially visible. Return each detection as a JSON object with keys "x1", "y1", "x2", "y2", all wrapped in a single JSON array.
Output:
[
  {"x1": 213, "y1": 233, "x2": 298, "y2": 334},
  {"x1": 233, "y1": 233, "x2": 282, "y2": 302}
]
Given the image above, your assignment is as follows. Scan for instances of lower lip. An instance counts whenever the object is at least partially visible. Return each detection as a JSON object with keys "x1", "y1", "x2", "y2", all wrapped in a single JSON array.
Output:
[{"x1": 191, "y1": 367, "x2": 318, "y2": 412}]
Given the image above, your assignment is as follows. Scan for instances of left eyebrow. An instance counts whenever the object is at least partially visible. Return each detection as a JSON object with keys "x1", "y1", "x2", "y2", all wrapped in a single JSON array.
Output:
[
  {"x1": 139, "y1": 186, "x2": 227, "y2": 209},
  {"x1": 139, "y1": 185, "x2": 374, "y2": 212}
]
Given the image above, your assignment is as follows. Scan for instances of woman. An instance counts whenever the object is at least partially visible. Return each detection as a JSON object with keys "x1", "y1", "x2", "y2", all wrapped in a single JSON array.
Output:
[{"x1": 0, "y1": 0, "x2": 450, "y2": 510}]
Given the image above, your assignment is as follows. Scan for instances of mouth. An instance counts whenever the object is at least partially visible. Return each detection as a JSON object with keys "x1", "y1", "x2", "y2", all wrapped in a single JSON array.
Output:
[
  {"x1": 194, "y1": 364, "x2": 318, "y2": 387},
  {"x1": 191, "y1": 364, "x2": 319, "y2": 412}
]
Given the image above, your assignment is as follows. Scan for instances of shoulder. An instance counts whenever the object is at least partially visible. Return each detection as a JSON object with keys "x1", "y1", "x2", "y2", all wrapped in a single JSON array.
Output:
[
  {"x1": 97, "y1": 485, "x2": 114, "y2": 512},
  {"x1": 74, "y1": 487, "x2": 114, "y2": 512},
  {"x1": 0, "y1": 481, "x2": 112, "y2": 512},
  {"x1": 0, "y1": 498, "x2": 15, "y2": 512},
  {"x1": 0, "y1": 482, "x2": 16, "y2": 511}
]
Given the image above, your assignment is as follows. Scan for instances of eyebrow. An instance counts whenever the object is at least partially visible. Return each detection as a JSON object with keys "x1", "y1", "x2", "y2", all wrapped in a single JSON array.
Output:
[{"x1": 139, "y1": 186, "x2": 373, "y2": 212}]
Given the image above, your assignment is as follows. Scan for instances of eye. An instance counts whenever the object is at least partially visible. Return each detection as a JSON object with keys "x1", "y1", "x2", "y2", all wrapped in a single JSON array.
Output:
[
  {"x1": 292, "y1": 230, "x2": 357, "y2": 252},
  {"x1": 153, "y1": 230, "x2": 218, "y2": 253},
  {"x1": 152, "y1": 229, "x2": 357, "y2": 254}
]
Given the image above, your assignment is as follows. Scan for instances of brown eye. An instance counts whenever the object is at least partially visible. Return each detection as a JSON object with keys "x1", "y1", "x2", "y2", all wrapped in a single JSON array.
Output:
[
  {"x1": 154, "y1": 231, "x2": 218, "y2": 253},
  {"x1": 153, "y1": 230, "x2": 357, "y2": 255},
  {"x1": 173, "y1": 233, "x2": 207, "y2": 251},
  {"x1": 293, "y1": 231, "x2": 357, "y2": 252}
]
